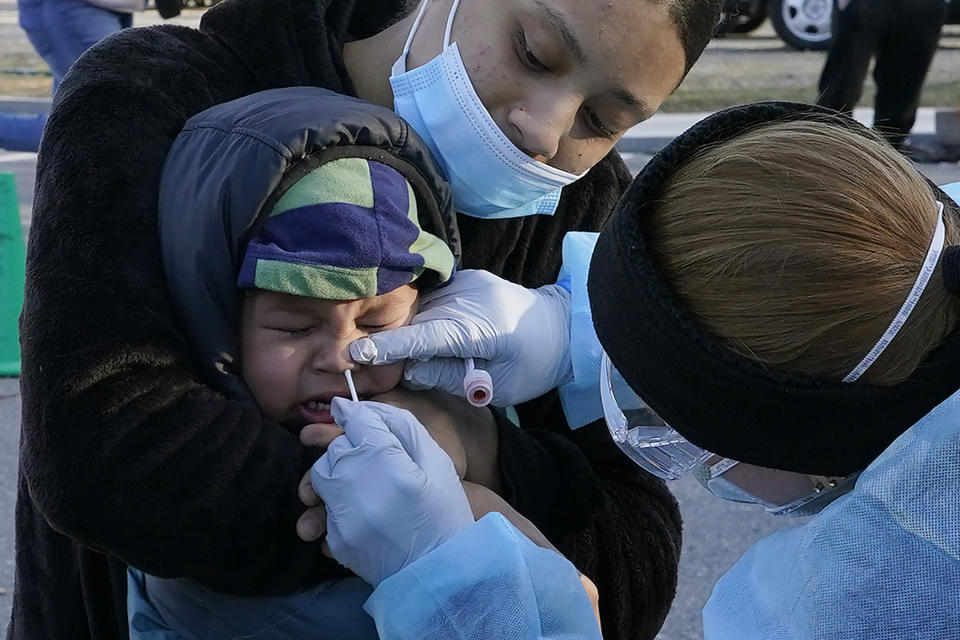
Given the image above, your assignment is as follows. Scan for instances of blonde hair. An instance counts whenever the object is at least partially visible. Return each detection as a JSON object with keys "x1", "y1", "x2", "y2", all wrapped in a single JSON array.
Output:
[{"x1": 648, "y1": 118, "x2": 960, "y2": 385}]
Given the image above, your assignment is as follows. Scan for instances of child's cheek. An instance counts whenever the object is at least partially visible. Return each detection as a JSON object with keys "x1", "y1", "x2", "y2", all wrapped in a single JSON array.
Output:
[{"x1": 365, "y1": 360, "x2": 407, "y2": 394}]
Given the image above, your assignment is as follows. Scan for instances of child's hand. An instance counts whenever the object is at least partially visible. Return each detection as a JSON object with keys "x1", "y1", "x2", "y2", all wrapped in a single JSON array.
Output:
[
  {"x1": 299, "y1": 421, "x2": 345, "y2": 450},
  {"x1": 296, "y1": 422, "x2": 345, "y2": 541}
]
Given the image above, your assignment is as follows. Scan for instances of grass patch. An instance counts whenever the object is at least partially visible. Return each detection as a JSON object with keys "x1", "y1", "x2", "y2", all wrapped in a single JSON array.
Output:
[
  {"x1": 662, "y1": 86, "x2": 818, "y2": 112},
  {"x1": 662, "y1": 81, "x2": 960, "y2": 112},
  {"x1": 0, "y1": 72, "x2": 52, "y2": 98}
]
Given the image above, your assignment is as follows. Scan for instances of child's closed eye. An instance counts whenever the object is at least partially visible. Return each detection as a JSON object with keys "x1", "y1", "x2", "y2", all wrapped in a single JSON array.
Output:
[
  {"x1": 360, "y1": 323, "x2": 393, "y2": 332},
  {"x1": 358, "y1": 314, "x2": 408, "y2": 332},
  {"x1": 268, "y1": 325, "x2": 313, "y2": 336}
]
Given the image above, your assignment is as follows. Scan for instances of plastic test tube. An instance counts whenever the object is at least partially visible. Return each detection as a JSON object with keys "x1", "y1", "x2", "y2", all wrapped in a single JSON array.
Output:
[
  {"x1": 463, "y1": 358, "x2": 493, "y2": 407},
  {"x1": 344, "y1": 369, "x2": 359, "y2": 403}
]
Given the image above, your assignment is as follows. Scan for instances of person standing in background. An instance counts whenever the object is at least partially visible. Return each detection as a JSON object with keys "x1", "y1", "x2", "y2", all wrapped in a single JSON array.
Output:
[
  {"x1": 817, "y1": 0, "x2": 948, "y2": 157},
  {"x1": 0, "y1": 0, "x2": 144, "y2": 152}
]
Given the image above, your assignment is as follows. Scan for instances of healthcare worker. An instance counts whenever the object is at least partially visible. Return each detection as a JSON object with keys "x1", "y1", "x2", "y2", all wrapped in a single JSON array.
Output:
[{"x1": 327, "y1": 102, "x2": 960, "y2": 638}]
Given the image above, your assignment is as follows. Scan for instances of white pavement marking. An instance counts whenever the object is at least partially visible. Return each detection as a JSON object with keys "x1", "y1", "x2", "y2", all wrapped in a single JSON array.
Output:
[
  {"x1": 623, "y1": 107, "x2": 941, "y2": 139},
  {"x1": 0, "y1": 152, "x2": 35, "y2": 163}
]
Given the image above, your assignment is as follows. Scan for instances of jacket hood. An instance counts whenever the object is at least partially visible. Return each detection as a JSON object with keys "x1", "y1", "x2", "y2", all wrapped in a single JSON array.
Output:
[{"x1": 158, "y1": 86, "x2": 459, "y2": 398}]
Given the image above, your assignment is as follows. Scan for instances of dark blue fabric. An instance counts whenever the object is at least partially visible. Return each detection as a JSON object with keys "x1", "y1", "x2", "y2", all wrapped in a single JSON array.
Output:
[{"x1": 0, "y1": 0, "x2": 131, "y2": 151}]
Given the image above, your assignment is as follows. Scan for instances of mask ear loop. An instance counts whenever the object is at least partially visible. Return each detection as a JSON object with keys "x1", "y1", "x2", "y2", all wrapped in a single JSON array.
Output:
[
  {"x1": 392, "y1": 0, "x2": 463, "y2": 77},
  {"x1": 392, "y1": 0, "x2": 432, "y2": 76},
  {"x1": 443, "y1": 0, "x2": 462, "y2": 49}
]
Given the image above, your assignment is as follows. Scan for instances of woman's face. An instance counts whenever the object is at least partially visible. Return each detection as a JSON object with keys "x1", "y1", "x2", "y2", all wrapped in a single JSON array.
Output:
[
  {"x1": 700, "y1": 456, "x2": 852, "y2": 515},
  {"x1": 406, "y1": 0, "x2": 687, "y2": 175}
]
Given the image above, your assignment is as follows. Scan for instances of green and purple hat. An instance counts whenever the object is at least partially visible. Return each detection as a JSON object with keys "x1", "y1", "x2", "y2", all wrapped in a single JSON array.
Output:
[{"x1": 238, "y1": 157, "x2": 455, "y2": 299}]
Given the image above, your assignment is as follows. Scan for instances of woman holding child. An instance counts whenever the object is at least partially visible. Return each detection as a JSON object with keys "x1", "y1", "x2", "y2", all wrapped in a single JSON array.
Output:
[{"x1": 11, "y1": 0, "x2": 722, "y2": 639}]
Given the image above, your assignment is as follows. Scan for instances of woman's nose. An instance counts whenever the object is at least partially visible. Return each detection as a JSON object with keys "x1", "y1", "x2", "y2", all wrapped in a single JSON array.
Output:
[{"x1": 506, "y1": 99, "x2": 577, "y2": 162}]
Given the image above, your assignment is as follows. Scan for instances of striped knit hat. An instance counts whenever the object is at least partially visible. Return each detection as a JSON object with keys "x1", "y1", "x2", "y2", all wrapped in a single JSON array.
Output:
[{"x1": 238, "y1": 157, "x2": 455, "y2": 299}]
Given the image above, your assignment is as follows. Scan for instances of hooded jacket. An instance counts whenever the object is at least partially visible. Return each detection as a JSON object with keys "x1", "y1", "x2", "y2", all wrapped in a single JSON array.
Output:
[
  {"x1": 11, "y1": 1, "x2": 681, "y2": 639},
  {"x1": 122, "y1": 85, "x2": 461, "y2": 640}
]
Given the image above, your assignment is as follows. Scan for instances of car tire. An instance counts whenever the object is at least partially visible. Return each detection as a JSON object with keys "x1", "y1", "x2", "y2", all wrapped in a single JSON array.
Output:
[
  {"x1": 727, "y1": 10, "x2": 768, "y2": 33},
  {"x1": 768, "y1": 0, "x2": 833, "y2": 51}
]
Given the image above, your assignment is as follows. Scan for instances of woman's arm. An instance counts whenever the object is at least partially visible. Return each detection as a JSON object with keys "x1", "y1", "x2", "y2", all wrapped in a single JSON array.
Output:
[
  {"x1": 461, "y1": 481, "x2": 603, "y2": 631},
  {"x1": 370, "y1": 388, "x2": 501, "y2": 489}
]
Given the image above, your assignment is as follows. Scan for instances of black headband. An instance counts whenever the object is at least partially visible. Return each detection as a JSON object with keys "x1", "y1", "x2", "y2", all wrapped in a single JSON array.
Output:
[{"x1": 589, "y1": 101, "x2": 960, "y2": 476}]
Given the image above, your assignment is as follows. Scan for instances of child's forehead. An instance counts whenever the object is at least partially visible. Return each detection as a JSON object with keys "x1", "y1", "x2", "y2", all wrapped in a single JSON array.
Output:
[{"x1": 251, "y1": 287, "x2": 418, "y2": 315}]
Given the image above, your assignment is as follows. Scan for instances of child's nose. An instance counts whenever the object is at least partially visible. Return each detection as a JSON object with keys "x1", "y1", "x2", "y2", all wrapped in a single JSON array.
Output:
[{"x1": 310, "y1": 332, "x2": 359, "y2": 373}]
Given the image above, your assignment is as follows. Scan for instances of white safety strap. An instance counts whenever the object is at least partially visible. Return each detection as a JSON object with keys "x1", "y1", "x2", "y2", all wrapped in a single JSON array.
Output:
[{"x1": 843, "y1": 201, "x2": 946, "y2": 382}]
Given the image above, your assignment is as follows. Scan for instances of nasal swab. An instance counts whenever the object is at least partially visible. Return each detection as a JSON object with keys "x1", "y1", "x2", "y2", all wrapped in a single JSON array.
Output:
[
  {"x1": 463, "y1": 358, "x2": 493, "y2": 407},
  {"x1": 344, "y1": 369, "x2": 359, "y2": 403}
]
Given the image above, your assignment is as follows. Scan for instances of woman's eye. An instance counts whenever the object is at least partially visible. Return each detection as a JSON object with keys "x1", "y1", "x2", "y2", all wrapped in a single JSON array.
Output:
[
  {"x1": 515, "y1": 29, "x2": 548, "y2": 72},
  {"x1": 586, "y1": 110, "x2": 617, "y2": 139}
]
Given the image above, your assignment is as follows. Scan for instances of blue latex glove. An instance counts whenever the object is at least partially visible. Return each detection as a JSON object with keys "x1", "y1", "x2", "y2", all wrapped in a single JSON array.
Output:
[
  {"x1": 349, "y1": 269, "x2": 573, "y2": 407},
  {"x1": 310, "y1": 398, "x2": 475, "y2": 586}
]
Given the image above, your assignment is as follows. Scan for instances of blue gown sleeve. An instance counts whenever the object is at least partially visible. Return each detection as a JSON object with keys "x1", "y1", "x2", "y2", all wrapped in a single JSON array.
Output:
[
  {"x1": 555, "y1": 232, "x2": 605, "y2": 429},
  {"x1": 363, "y1": 512, "x2": 603, "y2": 640}
]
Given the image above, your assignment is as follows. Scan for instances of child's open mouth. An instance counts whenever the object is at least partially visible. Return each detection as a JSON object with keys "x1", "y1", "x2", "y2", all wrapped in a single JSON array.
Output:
[{"x1": 298, "y1": 399, "x2": 333, "y2": 424}]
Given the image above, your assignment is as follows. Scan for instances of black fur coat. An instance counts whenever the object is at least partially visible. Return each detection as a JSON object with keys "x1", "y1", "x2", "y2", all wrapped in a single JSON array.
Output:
[{"x1": 9, "y1": 1, "x2": 682, "y2": 638}]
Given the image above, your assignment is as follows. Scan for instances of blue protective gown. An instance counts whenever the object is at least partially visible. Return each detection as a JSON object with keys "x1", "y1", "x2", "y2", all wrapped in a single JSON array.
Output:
[{"x1": 364, "y1": 512, "x2": 603, "y2": 640}]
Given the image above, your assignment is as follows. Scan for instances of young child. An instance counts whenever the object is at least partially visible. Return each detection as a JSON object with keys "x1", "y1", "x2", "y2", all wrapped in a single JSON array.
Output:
[{"x1": 127, "y1": 86, "x2": 548, "y2": 639}]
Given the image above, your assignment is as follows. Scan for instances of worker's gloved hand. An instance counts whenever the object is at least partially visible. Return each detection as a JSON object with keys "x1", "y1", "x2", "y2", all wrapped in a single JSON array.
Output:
[
  {"x1": 310, "y1": 398, "x2": 474, "y2": 586},
  {"x1": 349, "y1": 269, "x2": 573, "y2": 407}
]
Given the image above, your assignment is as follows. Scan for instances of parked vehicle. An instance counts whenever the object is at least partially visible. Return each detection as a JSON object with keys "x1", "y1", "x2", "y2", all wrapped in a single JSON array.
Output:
[{"x1": 718, "y1": 0, "x2": 960, "y2": 51}]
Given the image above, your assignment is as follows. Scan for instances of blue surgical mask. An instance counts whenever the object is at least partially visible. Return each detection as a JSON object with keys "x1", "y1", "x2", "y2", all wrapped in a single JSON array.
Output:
[{"x1": 389, "y1": 0, "x2": 585, "y2": 219}]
